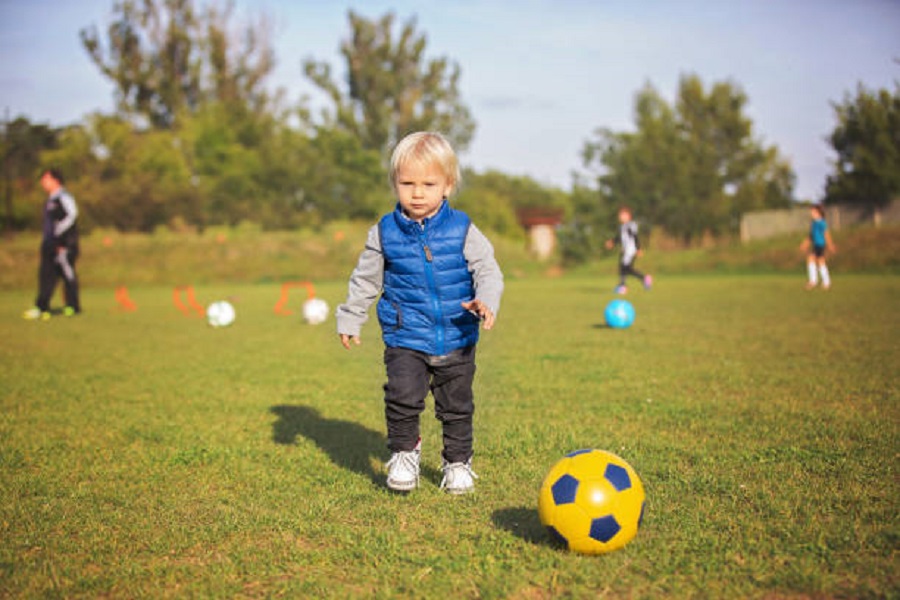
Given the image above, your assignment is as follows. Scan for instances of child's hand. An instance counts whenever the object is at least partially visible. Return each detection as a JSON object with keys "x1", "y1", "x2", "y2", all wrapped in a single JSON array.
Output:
[
  {"x1": 604, "y1": 240, "x2": 614, "y2": 250},
  {"x1": 462, "y1": 299, "x2": 495, "y2": 330},
  {"x1": 800, "y1": 239, "x2": 810, "y2": 252},
  {"x1": 340, "y1": 333, "x2": 361, "y2": 350}
]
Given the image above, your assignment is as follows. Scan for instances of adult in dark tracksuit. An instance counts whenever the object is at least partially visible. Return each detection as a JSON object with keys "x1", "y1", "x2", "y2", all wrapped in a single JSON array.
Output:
[{"x1": 23, "y1": 169, "x2": 80, "y2": 320}]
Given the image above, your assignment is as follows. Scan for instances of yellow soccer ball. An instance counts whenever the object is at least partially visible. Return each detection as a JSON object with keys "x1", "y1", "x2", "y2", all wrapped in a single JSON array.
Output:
[{"x1": 538, "y1": 449, "x2": 645, "y2": 554}]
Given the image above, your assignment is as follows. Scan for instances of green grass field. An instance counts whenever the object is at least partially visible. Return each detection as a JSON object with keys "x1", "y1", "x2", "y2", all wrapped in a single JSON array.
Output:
[{"x1": 1, "y1": 275, "x2": 897, "y2": 598}]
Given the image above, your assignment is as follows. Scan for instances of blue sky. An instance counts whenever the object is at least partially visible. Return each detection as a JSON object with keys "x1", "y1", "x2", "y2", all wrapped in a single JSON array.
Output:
[{"x1": 1, "y1": 0, "x2": 898, "y2": 201}]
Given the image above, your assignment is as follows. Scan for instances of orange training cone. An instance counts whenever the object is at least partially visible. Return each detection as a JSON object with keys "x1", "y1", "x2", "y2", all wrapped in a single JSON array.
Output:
[
  {"x1": 274, "y1": 281, "x2": 316, "y2": 315},
  {"x1": 173, "y1": 285, "x2": 205, "y2": 317},
  {"x1": 115, "y1": 286, "x2": 137, "y2": 311}
]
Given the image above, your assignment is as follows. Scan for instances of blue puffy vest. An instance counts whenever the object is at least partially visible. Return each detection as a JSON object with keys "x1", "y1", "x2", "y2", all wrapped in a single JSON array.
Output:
[{"x1": 377, "y1": 201, "x2": 480, "y2": 355}]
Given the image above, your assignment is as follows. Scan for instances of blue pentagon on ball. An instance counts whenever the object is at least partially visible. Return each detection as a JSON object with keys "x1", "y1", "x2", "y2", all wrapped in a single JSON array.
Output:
[
  {"x1": 566, "y1": 448, "x2": 594, "y2": 458},
  {"x1": 551, "y1": 474, "x2": 579, "y2": 505},
  {"x1": 604, "y1": 463, "x2": 632, "y2": 491},
  {"x1": 589, "y1": 515, "x2": 622, "y2": 543}
]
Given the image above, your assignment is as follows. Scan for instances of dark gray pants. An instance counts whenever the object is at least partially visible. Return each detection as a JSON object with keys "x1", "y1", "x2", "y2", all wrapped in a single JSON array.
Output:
[
  {"x1": 618, "y1": 257, "x2": 645, "y2": 286},
  {"x1": 383, "y1": 346, "x2": 476, "y2": 463},
  {"x1": 36, "y1": 245, "x2": 80, "y2": 312}
]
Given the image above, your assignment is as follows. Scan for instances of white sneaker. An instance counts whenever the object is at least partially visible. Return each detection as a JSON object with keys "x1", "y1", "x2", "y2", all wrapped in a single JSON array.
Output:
[
  {"x1": 22, "y1": 307, "x2": 46, "y2": 321},
  {"x1": 385, "y1": 439, "x2": 421, "y2": 492},
  {"x1": 440, "y1": 459, "x2": 478, "y2": 494}
]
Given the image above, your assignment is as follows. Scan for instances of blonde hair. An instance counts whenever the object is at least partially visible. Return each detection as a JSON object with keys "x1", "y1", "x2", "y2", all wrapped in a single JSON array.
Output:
[{"x1": 389, "y1": 131, "x2": 460, "y2": 195}]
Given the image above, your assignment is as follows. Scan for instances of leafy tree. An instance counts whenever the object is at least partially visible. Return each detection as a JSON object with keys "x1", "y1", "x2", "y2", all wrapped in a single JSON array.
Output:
[
  {"x1": 41, "y1": 101, "x2": 382, "y2": 232},
  {"x1": 67, "y1": 3, "x2": 479, "y2": 231},
  {"x1": 455, "y1": 170, "x2": 568, "y2": 238},
  {"x1": 81, "y1": 0, "x2": 276, "y2": 129},
  {"x1": 181, "y1": 101, "x2": 267, "y2": 227},
  {"x1": 577, "y1": 74, "x2": 793, "y2": 245},
  {"x1": 825, "y1": 84, "x2": 900, "y2": 211},
  {"x1": 40, "y1": 114, "x2": 201, "y2": 231},
  {"x1": 2, "y1": 116, "x2": 58, "y2": 231},
  {"x1": 75, "y1": 1, "x2": 396, "y2": 231},
  {"x1": 557, "y1": 179, "x2": 617, "y2": 265},
  {"x1": 298, "y1": 127, "x2": 385, "y2": 223},
  {"x1": 303, "y1": 10, "x2": 475, "y2": 157}
]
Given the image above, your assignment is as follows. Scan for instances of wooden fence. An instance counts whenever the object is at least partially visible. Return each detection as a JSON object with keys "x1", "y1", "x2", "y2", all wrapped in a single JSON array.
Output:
[{"x1": 740, "y1": 201, "x2": 899, "y2": 242}]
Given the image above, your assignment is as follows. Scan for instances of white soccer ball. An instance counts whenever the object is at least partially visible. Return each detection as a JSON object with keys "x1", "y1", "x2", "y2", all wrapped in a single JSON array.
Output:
[
  {"x1": 206, "y1": 300, "x2": 236, "y2": 328},
  {"x1": 302, "y1": 298, "x2": 329, "y2": 325}
]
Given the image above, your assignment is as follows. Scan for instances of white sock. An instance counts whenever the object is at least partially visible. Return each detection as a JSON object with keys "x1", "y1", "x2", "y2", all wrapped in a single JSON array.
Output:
[
  {"x1": 807, "y1": 262, "x2": 818, "y2": 285},
  {"x1": 819, "y1": 264, "x2": 830, "y2": 288}
]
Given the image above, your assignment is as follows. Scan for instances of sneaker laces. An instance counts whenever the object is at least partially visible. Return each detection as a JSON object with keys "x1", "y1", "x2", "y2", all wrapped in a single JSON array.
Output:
[
  {"x1": 385, "y1": 449, "x2": 420, "y2": 473},
  {"x1": 440, "y1": 461, "x2": 478, "y2": 490}
]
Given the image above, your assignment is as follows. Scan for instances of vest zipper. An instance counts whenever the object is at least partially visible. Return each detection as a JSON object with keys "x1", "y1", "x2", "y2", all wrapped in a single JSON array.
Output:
[{"x1": 420, "y1": 230, "x2": 444, "y2": 354}]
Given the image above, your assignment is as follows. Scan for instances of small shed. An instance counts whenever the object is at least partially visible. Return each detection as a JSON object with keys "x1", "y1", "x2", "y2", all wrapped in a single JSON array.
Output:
[{"x1": 516, "y1": 207, "x2": 564, "y2": 261}]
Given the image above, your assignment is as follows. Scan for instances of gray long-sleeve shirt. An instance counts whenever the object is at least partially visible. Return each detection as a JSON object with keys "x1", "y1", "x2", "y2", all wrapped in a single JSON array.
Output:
[
  {"x1": 336, "y1": 222, "x2": 504, "y2": 338},
  {"x1": 42, "y1": 189, "x2": 78, "y2": 246}
]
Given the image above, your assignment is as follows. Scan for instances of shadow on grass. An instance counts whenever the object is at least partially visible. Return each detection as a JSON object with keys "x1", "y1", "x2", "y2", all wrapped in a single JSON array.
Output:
[
  {"x1": 270, "y1": 404, "x2": 387, "y2": 485},
  {"x1": 593, "y1": 323, "x2": 641, "y2": 331},
  {"x1": 491, "y1": 506, "x2": 557, "y2": 548}
]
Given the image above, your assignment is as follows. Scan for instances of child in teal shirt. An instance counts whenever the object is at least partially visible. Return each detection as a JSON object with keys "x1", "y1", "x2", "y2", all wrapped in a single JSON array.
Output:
[{"x1": 801, "y1": 204, "x2": 836, "y2": 290}]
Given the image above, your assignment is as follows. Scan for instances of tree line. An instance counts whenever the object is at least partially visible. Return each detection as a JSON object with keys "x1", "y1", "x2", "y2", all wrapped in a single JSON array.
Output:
[{"x1": 2, "y1": 1, "x2": 897, "y2": 261}]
